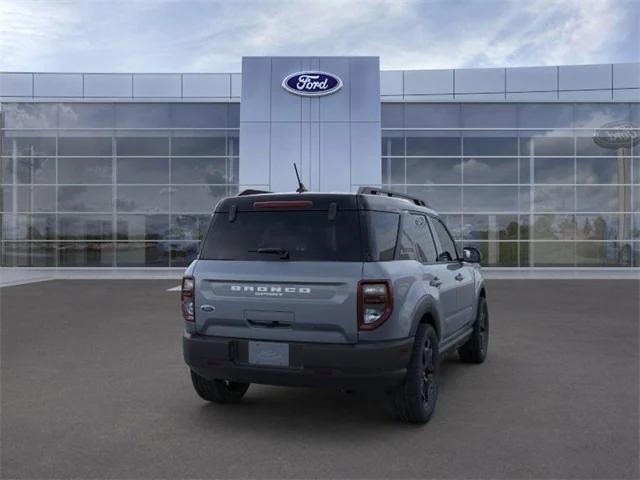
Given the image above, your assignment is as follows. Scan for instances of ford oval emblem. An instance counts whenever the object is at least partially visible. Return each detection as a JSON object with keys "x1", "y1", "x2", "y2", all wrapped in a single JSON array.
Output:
[
  {"x1": 282, "y1": 71, "x2": 343, "y2": 97},
  {"x1": 593, "y1": 121, "x2": 640, "y2": 149}
]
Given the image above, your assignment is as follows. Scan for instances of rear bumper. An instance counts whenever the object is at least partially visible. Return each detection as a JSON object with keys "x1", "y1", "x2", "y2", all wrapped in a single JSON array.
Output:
[{"x1": 183, "y1": 332, "x2": 414, "y2": 390}]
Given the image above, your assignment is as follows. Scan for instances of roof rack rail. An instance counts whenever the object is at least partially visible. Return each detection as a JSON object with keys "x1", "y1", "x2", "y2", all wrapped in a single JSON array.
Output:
[
  {"x1": 357, "y1": 187, "x2": 428, "y2": 207},
  {"x1": 238, "y1": 189, "x2": 271, "y2": 196}
]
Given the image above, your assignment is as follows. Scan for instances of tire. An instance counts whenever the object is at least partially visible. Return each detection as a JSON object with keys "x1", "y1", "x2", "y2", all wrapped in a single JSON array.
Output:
[
  {"x1": 190, "y1": 370, "x2": 250, "y2": 404},
  {"x1": 392, "y1": 324, "x2": 439, "y2": 424},
  {"x1": 458, "y1": 296, "x2": 489, "y2": 363}
]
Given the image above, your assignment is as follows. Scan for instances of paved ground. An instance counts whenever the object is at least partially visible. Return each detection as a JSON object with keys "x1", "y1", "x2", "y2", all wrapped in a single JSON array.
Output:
[{"x1": 1, "y1": 279, "x2": 638, "y2": 479}]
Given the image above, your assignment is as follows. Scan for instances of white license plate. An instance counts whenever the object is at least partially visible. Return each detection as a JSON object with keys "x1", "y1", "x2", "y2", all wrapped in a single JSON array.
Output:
[{"x1": 248, "y1": 341, "x2": 289, "y2": 367}]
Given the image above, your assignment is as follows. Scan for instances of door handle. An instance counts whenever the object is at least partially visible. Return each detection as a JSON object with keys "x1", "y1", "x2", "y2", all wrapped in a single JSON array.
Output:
[
  {"x1": 454, "y1": 273, "x2": 465, "y2": 281},
  {"x1": 429, "y1": 277, "x2": 442, "y2": 287}
]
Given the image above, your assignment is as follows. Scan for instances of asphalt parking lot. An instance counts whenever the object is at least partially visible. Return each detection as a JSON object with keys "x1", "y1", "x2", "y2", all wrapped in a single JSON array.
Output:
[{"x1": 1, "y1": 279, "x2": 638, "y2": 479}]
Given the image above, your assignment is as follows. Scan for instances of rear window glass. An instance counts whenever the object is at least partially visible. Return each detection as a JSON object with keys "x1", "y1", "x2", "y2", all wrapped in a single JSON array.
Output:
[
  {"x1": 201, "y1": 210, "x2": 362, "y2": 261},
  {"x1": 365, "y1": 211, "x2": 399, "y2": 261}
]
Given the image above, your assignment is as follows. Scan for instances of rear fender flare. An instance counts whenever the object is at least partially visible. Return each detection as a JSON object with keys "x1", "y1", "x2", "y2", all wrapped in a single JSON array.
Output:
[{"x1": 409, "y1": 296, "x2": 442, "y2": 340}]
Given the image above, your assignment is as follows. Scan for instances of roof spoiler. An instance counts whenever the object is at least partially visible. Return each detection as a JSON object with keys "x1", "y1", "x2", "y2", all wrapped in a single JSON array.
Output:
[
  {"x1": 238, "y1": 189, "x2": 271, "y2": 196},
  {"x1": 357, "y1": 187, "x2": 428, "y2": 208}
]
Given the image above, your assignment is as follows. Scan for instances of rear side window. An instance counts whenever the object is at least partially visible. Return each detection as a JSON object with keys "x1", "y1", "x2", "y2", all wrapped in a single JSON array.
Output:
[
  {"x1": 201, "y1": 210, "x2": 362, "y2": 261},
  {"x1": 399, "y1": 213, "x2": 438, "y2": 262},
  {"x1": 365, "y1": 211, "x2": 399, "y2": 261},
  {"x1": 431, "y1": 217, "x2": 458, "y2": 261}
]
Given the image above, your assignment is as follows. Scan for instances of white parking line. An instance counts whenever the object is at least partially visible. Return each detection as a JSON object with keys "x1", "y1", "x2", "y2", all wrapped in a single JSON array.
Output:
[{"x1": 167, "y1": 285, "x2": 181, "y2": 291}]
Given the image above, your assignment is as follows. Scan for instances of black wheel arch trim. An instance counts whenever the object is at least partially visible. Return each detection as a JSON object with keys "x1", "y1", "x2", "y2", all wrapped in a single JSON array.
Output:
[{"x1": 409, "y1": 295, "x2": 442, "y2": 340}]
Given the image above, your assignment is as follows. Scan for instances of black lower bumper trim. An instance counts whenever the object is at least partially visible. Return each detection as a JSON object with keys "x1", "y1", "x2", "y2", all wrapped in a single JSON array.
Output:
[{"x1": 183, "y1": 333, "x2": 414, "y2": 390}]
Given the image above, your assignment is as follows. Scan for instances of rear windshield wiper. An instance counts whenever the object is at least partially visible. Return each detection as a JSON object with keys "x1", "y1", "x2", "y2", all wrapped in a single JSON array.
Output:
[{"x1": 248, "y1": 247, "x2": 290, "y2": 260}]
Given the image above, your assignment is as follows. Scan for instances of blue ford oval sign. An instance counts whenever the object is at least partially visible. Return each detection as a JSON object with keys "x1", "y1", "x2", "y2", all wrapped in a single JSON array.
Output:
[{"x1": 282, "y1": 71, "x2": 343, "y2": 97}]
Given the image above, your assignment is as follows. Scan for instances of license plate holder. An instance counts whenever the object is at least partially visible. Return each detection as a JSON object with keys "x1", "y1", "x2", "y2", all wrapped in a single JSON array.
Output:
[{"x1": 248, "y1": 341, "x2": 289, "y2": 367}]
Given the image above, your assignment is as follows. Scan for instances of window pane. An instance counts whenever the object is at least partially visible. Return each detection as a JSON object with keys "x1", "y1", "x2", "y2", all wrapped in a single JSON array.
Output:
[
  {"x1": 406, "y1": 134, "x2": 461, "y2": 156},
  {"x1": 171, "y1": 157, "x2": 227, "y2": 184},
  {"x1": 576, "y1": 136, "x2": 623, "y2": 156},
  {"x1": 201, "y1": 211, "x2": 362, "y2": 262},
  {"x1": 116, "y1": 158, "x2": 169, "y2": 184},
  {"x1": 2, "y1": 214, "x2": 56, "y2": 240},
  {"x1": 2, "y1": 104, "x2": 58, "y2": 128},
  {"x1": 169, "y1": 215, "x2": 211, "y2": 240},
  {"x1": 462, "y1": 104, "x2": 516, "y2": 128},
  {"x1": 577, "y1": 185, "x2": 630, "y2": 212},
  {"x1": 115, "y1": 104, "x2": 171, "y2": 128},
  {"x1": 116, "y1": 186, "x2": 169, "y2": 213},
  {"x1": 58, "y1": 242, "x2": 114, "y2": 267},
  {"x1": 58, "y1": 214, "x2": 113, "y2": 240},
  {"x1": 115, "y1": 242, "x2": 170, "y2": 267},
  {"x1": 171, "y1": 185, "x2": 228, "y2": 213},
  {"x1": 170, "y1": 241, "x2": 200, "y2": 267},
  {"x1": 440, "y1": 214, "x2": 462, "y2": 240},
  {"x1": 58, "y1": 136, "x2": 113, "y2": 156},
  {"x1": 531, "y1": 214, "x2": 575, "y2": 240},
  {"x1": 576, "y1": 157, "x2": 631, "y2": 184},
  {"x1": 2, "y1": 136, "x2": 56, "y2": 156},
  {"x1": 116, "y1": 136, "x2": 169, "y2": 156},
  {"x1": 576, "y1": 214, "x2": 632, "y2": 240},
  {"x1": 574, "y1": 104, "x2": 630, "y2": 128},
  {"x1": 15, "y1": 157, "x2": 56, "y2": 184},
  {"x1": 2, "y1": 242, "x2": 57, "y2": 267},
  {"x1": 519, "y1": 136, "x2": 574, "y2": 156},
  {"x1": 17, "y1": 186, "x2": 56, "y2": 212},
  {"x1": 117, "y1": 214, "x2": 169, "y2": 240},
  {"x1": 406, "y1": 158, "x2": 461, "y2": 184},
  {"x1": 403, "y1": 214, "x2": 438, "y2": 262},
  {"x1": 463, "y1": 157, "x2": 517, "y2": 184},
  {"x1": 406, "y1": 186, "x2": 461, "y2": 212},
  {"x1": 462, "y1": 241, "x2": 518, "y2": 267},
  {"x1": 533, "y1": 157, "x2": 574, "y2": 184},
  {"x1": 430, "y1": 217, "x2": 458, "y2": 261},
  {"x1": 365, "y1": 211, "x2": 399, "y2": 261},
  {"x1": 58, "y1": 158, "x2": 112, "y2": 184},
  {"x1": 381, "y1": 133, "x2": 404, "y2": 156},
  {"x1": 462, "y1": 214, "x2": 519, "y2": 240},
  {"x1": 575, "y1": 242, "x2": 632, "y2": 267},
  {"x1": 533, "y1": 186, "x2": 575, "y2": 212},
  {"x1": 58, "y1": 186, "x2": 112, "y2": 212},
  {"x1": 58, "y1": 103, "x2": 114, "y2": 128},
  {"x1": 382, "y1": 158, "x2": 405, "y2": 185},
  {"x1": 405, "y1": 104, "x2": 460, "y2": 128},
  {"x1": 529, "y1": 242, "x2": 575, "y2": 267},
  {"x1": 517, "y1": 104, "x2": 573, "y2": 129},
  {"x1": 171, "y1": 135, "x2": 226, "y2": 156},
  {"x1": 170, "y1": 104, "x2": 228, "y2": 128},
  {"x1": 463, "y1": 137, "x2": 517, "y2": 156},
  {"x1": 463, "y1": 186, "x2": 518, "y2": 212}
]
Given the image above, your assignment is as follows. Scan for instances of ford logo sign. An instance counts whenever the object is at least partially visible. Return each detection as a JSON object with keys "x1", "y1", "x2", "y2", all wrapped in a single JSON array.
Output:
[
  {"x1": 593, "y1": 121, "x2": 640, "y2": 149},
  {"x1": 282, "y1": 71, "x2": 343, "y2": 97}
]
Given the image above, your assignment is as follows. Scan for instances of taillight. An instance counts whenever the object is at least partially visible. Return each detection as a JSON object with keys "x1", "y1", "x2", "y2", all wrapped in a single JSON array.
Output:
[
  {"x1": 181, "y1": 276, "x2": 195, "y2": 322},
  {"x1": 358, "y1": 280, "x2": 393, "y2": 330}
]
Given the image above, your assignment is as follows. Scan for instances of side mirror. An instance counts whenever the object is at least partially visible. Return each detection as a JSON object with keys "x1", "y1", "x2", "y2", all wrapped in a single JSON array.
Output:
[{"x1": 462, "y1": 247, "x2": 482, "y2": 264}]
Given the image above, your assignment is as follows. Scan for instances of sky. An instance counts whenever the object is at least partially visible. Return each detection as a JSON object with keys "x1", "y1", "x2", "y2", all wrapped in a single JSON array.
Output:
[{"x1": 0, "y1": 0, "x2": 638, "y2": 73}]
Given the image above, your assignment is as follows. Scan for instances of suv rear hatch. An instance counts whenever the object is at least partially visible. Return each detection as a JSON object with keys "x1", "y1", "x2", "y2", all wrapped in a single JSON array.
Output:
[{"x1": 194, "y1": 195, "x2": 363, "y2": 344}]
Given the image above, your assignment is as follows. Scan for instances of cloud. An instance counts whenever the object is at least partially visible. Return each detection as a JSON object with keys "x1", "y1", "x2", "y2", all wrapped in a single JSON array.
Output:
[{"x1": 0, "y1": 0, "x2": 637, "y2": 72}]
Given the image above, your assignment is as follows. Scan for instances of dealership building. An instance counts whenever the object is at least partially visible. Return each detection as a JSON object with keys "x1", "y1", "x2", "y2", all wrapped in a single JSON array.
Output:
[{"x1": 0, "y1": 57, "x2": 638, "y2": 270}]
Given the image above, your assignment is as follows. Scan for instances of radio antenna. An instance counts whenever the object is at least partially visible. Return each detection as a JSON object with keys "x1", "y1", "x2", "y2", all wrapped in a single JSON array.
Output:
[{"x1": 293, "y1": 163, "x2": 308, "y2": 193}]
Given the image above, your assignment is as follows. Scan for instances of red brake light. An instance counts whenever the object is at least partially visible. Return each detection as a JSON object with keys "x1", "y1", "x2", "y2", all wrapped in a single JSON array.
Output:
[
  {"x1": 358, "y1": 280, "x2": 393, "y2": 331},
  {"x1": 181, "y1": 276, "x2": 195, "y2": 322},
  {"x1": 253, "y1": 200, "x2": 313, "y2": 209}
]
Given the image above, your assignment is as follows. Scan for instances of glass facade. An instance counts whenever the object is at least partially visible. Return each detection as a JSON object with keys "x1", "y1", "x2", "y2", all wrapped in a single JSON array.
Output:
[
  {"x1": 0, "y1": 103, "x2": 239, "y2": 267},
  {"x1": 1, "y1": 100, "x2": 638, "y2": 268},
  {"x1": 382, "y1": 103, "x2": 639, "y2": 267}
]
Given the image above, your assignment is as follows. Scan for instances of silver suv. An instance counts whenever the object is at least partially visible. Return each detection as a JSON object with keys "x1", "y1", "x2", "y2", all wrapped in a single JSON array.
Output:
[{"x1": 182, "y1": 187, "x2": 488, "y2": 424}]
